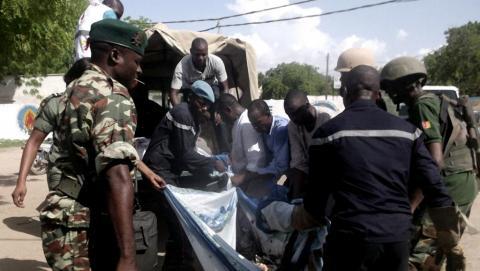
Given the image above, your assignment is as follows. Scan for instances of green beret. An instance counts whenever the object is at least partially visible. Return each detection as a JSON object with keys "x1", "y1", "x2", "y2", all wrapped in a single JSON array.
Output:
[{"x1": 89, "y1": 19, "x2": 147, "y2": 56}]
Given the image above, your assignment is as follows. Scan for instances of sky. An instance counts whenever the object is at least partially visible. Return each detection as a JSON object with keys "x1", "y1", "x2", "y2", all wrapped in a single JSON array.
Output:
[{"x1": 120, "y1": 0, "x2": 479, "y2": 77}]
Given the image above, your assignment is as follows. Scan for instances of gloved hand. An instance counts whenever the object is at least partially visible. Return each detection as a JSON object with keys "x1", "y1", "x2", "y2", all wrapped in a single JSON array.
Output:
[{"x1": 428, "y1": 206, "x2": 464, "y2": 251}]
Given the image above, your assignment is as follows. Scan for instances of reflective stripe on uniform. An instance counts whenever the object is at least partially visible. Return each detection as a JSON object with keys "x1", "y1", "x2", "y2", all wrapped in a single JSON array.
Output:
[
  {"x1": 312, "y1": 129, "x2": 422, "y2": 146},
  {"x1": 166, "y1": 111, "x2": 196, "y2": 136}
]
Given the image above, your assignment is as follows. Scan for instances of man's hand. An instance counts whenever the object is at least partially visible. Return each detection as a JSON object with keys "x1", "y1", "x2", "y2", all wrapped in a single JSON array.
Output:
[
  {"x1": 146, "y1": 173, "x2": 167, "y2": 190},
  {"x1": 436, "y1": 230, "x2": 461, "y2": 251},
  {"x1": 429, "y1": 206, "x2": 463, "y2": 251},
  {"x1": 136, "y1": 161, "x2": 167, "y2": 190},
  {"x1": 12, "y1": 182, "x2": 27, "y2": 208},
  {"x1": 214, "y1": 160, "x2": 226, "y2": 172},
  {"x1": 231, "y1": 174, "x2": 246, "y2": 186}
]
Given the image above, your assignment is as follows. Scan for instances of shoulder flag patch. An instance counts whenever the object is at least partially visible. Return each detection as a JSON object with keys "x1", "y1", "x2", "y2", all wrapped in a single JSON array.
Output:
[{"x1": 422, "y1": 121, "x2": 431, "y2": 129}]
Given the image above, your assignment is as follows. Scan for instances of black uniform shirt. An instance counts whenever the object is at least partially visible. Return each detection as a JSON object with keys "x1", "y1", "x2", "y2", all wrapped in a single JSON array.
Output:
[
  {"x1": 304, "y1": 99, "x2": 452, "y2": 243},
  {"x1": 143, "y1": 102, "x2": 214, "y2": 183}
]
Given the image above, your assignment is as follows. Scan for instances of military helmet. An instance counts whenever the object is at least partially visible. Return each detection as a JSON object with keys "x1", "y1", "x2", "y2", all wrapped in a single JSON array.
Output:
[
  {"x1": 380, "y1": 56, "x2": 427, "y2": 84},
  {"x1": 335, "y1": 48, "x2": 376, "y2": 72}
]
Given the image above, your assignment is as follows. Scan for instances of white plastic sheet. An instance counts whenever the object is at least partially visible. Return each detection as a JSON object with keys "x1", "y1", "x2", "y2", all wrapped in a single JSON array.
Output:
[{"x1": 168, "y1": 185, "x2": 238, "y2": 248}]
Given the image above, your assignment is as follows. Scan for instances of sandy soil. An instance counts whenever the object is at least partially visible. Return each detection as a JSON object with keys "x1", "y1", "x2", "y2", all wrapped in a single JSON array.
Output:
[{"x1": 0, "y1": 147, "x2": 479, "y2": 270}]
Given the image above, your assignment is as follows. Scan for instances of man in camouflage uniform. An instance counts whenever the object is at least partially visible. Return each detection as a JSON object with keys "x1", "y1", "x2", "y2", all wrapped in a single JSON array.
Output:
[
  {"x1": 17, "y1": 93, "x2": 91, "y2": 271},
  {"x1": 36, "y1": 92, "x2": 91, "y2": 271},
  {"x1": 381, "y1": 56, "x2": 478, "y2": 271},
  {"x1": 12, "y1": 57, "x2": 92, "y2": 270},
  {"x1": 53, "y1": 19, "x2": 147, "y2": 270}
]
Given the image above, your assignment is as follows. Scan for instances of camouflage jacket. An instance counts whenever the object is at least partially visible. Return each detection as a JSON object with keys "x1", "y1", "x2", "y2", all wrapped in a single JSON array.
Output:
[
  {"x1": 61, "y1": 63, "x2": 139, "y2": 179},
  {"x1": 34, "y1": 93, "x2": 68, "y2": 190}
]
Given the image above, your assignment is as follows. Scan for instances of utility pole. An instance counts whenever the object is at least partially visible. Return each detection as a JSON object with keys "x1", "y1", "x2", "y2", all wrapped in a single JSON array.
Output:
[
  {"x1": 326, "y1": 53, "x2": 330, "y2": 99},
  {"x1": 216, "y1": 20, "x2": 221, "y2": 34}
]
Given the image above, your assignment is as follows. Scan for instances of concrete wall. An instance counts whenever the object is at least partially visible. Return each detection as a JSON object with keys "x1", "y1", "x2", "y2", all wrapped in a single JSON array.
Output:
[{"x1": 0, "y1": 75, "x2": 64, "y2": 139}]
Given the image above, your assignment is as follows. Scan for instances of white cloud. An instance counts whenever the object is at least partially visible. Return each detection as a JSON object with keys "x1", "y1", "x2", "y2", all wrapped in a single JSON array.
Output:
[
  {"x1": 416, "y1": 44, "x2": 444, "y2": 57},
  {"x1": 337, "y1": 35, "x2": 386, "y2": 59},
  {"x1": 417, "y1": 48, "x2": 433, "y2": 56},
  {"x1": 396, "y1": 29, "x2": 408, "y2": 40},
  {"x1": 226, "y1": 0, "x2": 388, "y2": 73}
]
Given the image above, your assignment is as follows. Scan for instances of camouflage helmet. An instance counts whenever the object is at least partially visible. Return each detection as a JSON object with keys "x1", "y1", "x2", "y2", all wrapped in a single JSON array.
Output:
[
  {"x1": 335, "y1": 48, "x2": 376, "y2": 72},
  {"x1": 380, "y1": 56, "x2": 427, "y2": 84}
]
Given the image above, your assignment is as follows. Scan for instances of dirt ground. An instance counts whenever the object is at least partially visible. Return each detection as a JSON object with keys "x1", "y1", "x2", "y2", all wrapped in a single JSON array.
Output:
[{"x1": 0, "y1": 147, "x2": 479, "y2": 270}]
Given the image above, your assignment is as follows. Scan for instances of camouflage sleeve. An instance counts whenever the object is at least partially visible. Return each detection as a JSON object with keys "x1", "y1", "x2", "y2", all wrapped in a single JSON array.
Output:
[
  {"x1": 34, "y1": 95, "x2": 60, "y2": 134},
  {"x1": 92, "y1": 93, "x2": 139, "y2": 174}
]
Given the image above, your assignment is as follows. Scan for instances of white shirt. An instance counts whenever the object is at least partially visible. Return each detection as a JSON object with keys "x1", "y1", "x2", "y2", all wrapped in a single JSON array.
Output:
[
  {"x1": 171, "y1": 54, "x2": 228, "y2": 90},
  {"x1": 230, "y1": 110, "x2": 266, "y2": 174},
  {"x1": 74, "y1": 1, "x2": 117, "y2": 60}
]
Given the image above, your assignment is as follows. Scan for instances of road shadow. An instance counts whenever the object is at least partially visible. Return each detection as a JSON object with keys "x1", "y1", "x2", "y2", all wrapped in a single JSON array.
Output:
[
  {"x1": 0, "y1": 258, "x2": 49, "y2": 271},
  {"x1": 0, "y1": 195, "x2": 9, "y2": 206},
  {"x1": 0, "y1": 174, "x2": 17, "y2": 186},
  {"x1": 0, "y1": 174, "x2": 44, "y2": 187},
  {"x1": 3, "y1": 216, "x2": 41, "y2": 238}
]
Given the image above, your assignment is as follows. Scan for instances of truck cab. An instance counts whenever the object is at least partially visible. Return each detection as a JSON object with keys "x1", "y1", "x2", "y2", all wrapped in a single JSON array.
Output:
[
  {"x1": 397, "y1": 85, "x2": 460, "y2": 118},
  {"x1": 422, "y1": 85, "x2": 459, "y2": 99}
]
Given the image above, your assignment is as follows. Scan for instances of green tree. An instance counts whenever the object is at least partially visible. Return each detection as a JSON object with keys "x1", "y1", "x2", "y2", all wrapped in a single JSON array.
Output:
[
  {"x1": 260, "y1": 62, "x2": 331, "y2": 99},
  {"x1": 423, "y1": 21, "x2": 480, "y2": 96},
  {"x1": 0, "y1": 0, "x2": 87, "y2": 79},
  {"x1": 123, "y1": 16, "x2": 155, "y2": 30}
]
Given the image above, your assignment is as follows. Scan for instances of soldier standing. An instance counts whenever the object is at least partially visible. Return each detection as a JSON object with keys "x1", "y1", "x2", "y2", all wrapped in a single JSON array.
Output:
[
  {"x1": 11, "y1": 58, "x2": 91, "y2": 271},
  {"x1": 381, "y1": 56, "x2": 478, "y2": 270},
  {"x1": 60, "y1": 19, "x2": 147, "y2": 270}
]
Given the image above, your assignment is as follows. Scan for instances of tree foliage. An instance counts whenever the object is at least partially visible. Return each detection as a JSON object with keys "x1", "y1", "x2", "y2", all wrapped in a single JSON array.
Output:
[
  {"x1": 423, "y1": 21, "x2": 480, "y2": 96},
  {"x1": 259, "y1": 62, "x2": 331, "y2": 99},
  {"x1": 123, "y1": 16, "x2": 154, "y2": 30},
  {"x1": 0, "y1": 0, "x2": 87, "y2": 79}
]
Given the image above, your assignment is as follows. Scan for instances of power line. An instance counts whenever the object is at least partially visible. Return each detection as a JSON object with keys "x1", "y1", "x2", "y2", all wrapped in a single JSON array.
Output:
[
  {"x1": 160, "y1": 0, "x2": 318, "y2": 24},
  {"x1": 199, "y1": 0, "x2": 418, "y2": 32}
]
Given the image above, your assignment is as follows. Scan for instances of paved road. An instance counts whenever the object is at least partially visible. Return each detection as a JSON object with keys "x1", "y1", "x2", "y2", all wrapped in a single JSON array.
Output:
[{"x1": 0, "y1": 147, "x2": 479, "y2": 270}]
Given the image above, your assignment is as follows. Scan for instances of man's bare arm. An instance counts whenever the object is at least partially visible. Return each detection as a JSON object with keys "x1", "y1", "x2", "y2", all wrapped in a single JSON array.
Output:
[
  {"x1": 169, "y1": 88, "x2": 181, "y2": 106},
  {"x1": 427, "y1": 142, "x2": 444, "y2": 169},
  {"x1": 409, "y1": 142, "x2": 443, "y2": 213},
  {"x1": 409, "y1": 188, "x2": 424, "y2": 213},
  {"x1": 12, "y1": 129, "x2": 48, "y2": 207},
  {"x1": 221, "y1": 80, "x2": 229, "y2": 94},
  {"x1": 105, "y1": 163, "x2": 137, "y2": 271},
  {"x1": 136, "y1": 160, "x2": 166, "y2": 190}
]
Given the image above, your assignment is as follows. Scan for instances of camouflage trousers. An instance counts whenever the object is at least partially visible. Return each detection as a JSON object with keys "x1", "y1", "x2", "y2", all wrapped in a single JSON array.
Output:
[
  {"x1": 409, "y1": 203, "x2": 472, "y2": 271},
  {"x1": 39, "y1": 192, "x2": 90, "y2": 271}
]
